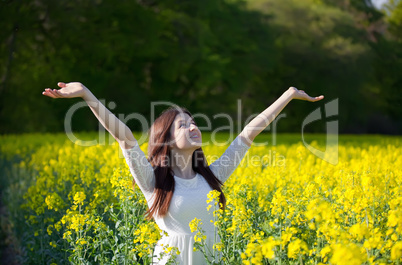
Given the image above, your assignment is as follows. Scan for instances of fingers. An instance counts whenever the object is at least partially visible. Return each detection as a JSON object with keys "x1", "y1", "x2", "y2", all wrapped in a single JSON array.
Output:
[
  {"x1": 311, "y1": 95, "x2": 324, "y2": 102},
  {"x1": 53, "y1": 89, "x2": 65, "y2": 97},
  {"x1": 301, "y1": 91, "x2": 323, "y2": 102},
  {"x1": 42, "y1": 88, "x2": 55, "y2": 98},
  {"x1": 292, "y1": 87, "x2": 324, "y2": 102},
  {"x1": 43, "y1": 82, "x2": 66, "y2": 98},
  {"x1": 42, "y1": 88, "x2": 61, "y2": 98}
]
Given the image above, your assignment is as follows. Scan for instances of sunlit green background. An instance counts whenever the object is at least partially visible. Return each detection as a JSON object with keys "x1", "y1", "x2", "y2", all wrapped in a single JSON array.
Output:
[{"x1": 1, "y1": 0, "x2": 401, "y2": 134}]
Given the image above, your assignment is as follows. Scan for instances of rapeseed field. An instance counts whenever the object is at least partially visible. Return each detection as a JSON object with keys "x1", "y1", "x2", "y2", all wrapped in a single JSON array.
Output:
[{"x1": 0, "y1": 133, "x2": 400, "y2": 264}]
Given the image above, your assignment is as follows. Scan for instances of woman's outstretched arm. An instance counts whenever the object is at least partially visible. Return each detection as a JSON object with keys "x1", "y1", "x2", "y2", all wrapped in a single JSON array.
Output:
[
  {"x1": 209, "y1": 87, "x2": 323, "y2": 182},
  {"x1": 238, "y1": 87, "x2": 324, "y2": 146},
  {"x1": 43, "y1": 82, "x2": 155, "y2": 195},
  {"x1": 42, "y1": 82, "x2": 136, "y2": 149}
]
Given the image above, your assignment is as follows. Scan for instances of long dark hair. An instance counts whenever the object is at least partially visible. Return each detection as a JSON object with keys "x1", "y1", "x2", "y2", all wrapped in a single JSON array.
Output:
[{"x1": 143, "y1": 106, "x2": 226, "y2": 218}]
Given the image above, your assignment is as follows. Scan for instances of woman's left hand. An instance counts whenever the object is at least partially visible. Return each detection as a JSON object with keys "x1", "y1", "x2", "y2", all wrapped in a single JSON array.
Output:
[{"x1": 288, "y1": 87, "x2": 324, "y2": 102}]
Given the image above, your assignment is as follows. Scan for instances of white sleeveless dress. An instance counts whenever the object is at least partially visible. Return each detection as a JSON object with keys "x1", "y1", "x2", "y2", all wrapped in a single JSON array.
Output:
[{"x1": 122, "y1": 137, "x2": 250, "y2": 264}]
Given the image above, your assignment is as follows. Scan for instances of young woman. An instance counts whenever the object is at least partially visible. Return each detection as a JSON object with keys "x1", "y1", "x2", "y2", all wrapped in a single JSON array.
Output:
[{"x1": 43, "y1": 82, "x2": 323, "y2": 264}]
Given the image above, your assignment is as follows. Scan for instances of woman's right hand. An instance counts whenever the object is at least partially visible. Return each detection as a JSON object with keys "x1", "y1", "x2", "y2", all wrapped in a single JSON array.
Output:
[{"x1": 42, "y1": 82, "x2": 89, "y2": 99}]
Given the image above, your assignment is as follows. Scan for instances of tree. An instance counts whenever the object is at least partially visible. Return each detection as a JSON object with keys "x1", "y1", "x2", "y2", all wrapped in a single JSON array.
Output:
[{"x1": 247, "y1": 0, "x2": 375, "y2": 132}]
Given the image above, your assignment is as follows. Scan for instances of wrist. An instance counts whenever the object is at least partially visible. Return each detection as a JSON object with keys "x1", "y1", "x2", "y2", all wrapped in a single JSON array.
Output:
[{"x1": 285, "y1": 87, "x2": 297, "y2": 99}]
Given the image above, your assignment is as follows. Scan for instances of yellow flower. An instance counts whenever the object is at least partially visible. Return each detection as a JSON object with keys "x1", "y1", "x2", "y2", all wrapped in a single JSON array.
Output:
[
  {"x1": 194, "y1": 233, "x2": 206, "y2": 243},
  {"x1": 349, "y1": 223, "x2": 369, "y2": 241},
  {"x1": 164, "y1": 246, "x2": 173, "y2": 253},
  {"x1": 47, "y1": 225, "x2": 53, "y2": 236},
  {"x1": 287, "y1": 239, "x2": 308, "y2": 259},
  {"x1": 261, "y1": 237, "x2": 279, "y2": 259},
  {"x1": 206, "y1": 190, "x2": 221, "y2": 205},
  {"x1": 76, "y1": 238, "x2": 87, "y2": 245},
  {"x1": 189, "y1": 218, "x2": 202, "y2": 233},
  {"x1": 213, "y1": 242, "x2": 224, "y2": 251},
  {"x1": 69, "y1": 214, "x2": 86, "y2": 232},
  {"x1": 391, "y1": 242, "x2": 402, "y2": 260},
  {"x1": 330, "y1": 243, "x2": 366, "y2": 265},
  {"x1": 63, "y1": 230, "x2": 72, "y2": 239},
  {"x1": 320, "y1": 245, "x2": 331, "y2": 258},
  {"x1": 49, "y1": 241, "x2": 57, "y2": 248},
  {"x1": 73, "y1": 191, "x2": 86, "y2": 205}
]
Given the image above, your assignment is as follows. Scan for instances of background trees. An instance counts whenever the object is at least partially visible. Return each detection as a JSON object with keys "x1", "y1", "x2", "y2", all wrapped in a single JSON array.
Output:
[{"x1": 0, "y1": 0, "x2": 400, "y2": 134}]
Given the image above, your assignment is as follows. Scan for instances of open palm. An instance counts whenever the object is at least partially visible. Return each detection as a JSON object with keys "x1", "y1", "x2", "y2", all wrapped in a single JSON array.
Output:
[
  {"x1": 289, "y1": 87, "x2": 324, "y2": 102},
  {"x1": 42, "y1": 82, "x2": 88, "y2": 99}
]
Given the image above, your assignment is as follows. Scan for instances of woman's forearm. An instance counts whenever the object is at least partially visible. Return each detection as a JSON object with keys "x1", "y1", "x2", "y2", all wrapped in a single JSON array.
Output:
[
  {"x1": 83, "y1": 90, "x2": 137, "y2": 149},
  {"x1": 239, "y1": 88, "x2": 295, "y2": 145}
]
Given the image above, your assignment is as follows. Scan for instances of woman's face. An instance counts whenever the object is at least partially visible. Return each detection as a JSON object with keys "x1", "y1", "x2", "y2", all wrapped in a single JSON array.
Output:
[{"x1": 169, "y1": 113, "x2": 202, "y2": 151}]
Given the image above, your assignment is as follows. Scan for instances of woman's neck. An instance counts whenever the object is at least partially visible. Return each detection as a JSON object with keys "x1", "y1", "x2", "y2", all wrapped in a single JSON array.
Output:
[{"x1": 170, "y1": 149, "x2": 196, "y2": 179}]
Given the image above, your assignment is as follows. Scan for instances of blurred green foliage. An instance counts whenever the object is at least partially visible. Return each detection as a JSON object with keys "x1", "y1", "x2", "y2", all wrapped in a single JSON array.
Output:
[{"x1": 0, "y1": 0, "x2": 400, "y2": 134}]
